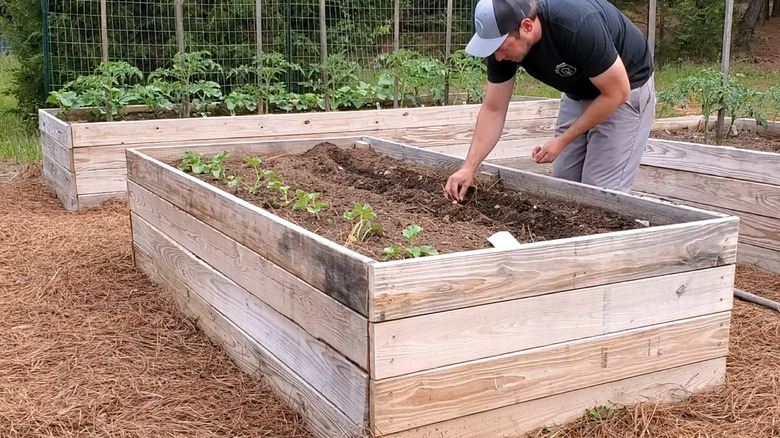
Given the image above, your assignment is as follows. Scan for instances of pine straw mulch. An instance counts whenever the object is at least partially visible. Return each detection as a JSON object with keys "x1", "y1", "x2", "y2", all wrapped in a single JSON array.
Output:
[
  {"x1": 1, "y1": 165, "x2": 779, "y2": 438},
  {"x1": 526, "y1": 269, "x2": 780, "y2": 438},
  {"x1": 0, "y1": 165, "x2": 313, "y2": 438}
]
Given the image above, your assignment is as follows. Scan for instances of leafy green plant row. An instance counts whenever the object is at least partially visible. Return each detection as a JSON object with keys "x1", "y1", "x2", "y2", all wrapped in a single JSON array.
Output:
[
  {"x1": 177, "y1": 150, "x2": 438, "y2": 260},
  {"x1": 658, "y1": 68, "x2": 780, "y2": 142},
  {"x1": 47, "y1": 49, "x2": 487, "y2": 122}
]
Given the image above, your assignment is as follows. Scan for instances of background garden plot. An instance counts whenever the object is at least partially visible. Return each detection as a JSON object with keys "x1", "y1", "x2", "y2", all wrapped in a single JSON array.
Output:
[{"x1": 44, "y1": 0, "x2": 474, "y2": 91}]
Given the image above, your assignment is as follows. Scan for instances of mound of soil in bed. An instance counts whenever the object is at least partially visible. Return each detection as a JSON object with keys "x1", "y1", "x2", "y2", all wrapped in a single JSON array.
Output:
[{"x1": 180, "y1": 143, "x2": 646, "y2": 260}]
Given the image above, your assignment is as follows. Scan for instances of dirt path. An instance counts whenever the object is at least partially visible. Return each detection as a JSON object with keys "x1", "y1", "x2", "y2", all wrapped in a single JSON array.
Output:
[
  {"x1": 0, "y1": 165, "x2": 313, "y2": 438},
  {"x1": 1, "y1": 166, "x2": 779, "y2": 437},
  {"x1": 738, "y1": 16, "x2": 780, "y2": 67}
]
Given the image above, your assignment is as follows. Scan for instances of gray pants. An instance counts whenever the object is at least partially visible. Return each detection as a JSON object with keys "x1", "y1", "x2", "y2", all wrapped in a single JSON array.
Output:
[{"x1": 551, "y1": 75, "x2": 656, "y2": 192}]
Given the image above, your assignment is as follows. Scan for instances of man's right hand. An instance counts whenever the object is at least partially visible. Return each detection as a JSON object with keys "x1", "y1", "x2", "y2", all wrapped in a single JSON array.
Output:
[{"x1": 445, "y1": 167, "x2": 475, "y2": 202}]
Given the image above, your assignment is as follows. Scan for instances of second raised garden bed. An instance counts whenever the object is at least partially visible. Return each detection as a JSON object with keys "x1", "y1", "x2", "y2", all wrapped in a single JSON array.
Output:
[{"x1": 128, "y1": 137, "x2": 737, "y2": 437}]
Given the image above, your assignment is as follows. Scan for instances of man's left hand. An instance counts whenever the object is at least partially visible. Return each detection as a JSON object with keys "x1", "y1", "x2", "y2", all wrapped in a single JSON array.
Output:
[{"x1": 532, "y1": 137, "x2": 567, "y2": 163}]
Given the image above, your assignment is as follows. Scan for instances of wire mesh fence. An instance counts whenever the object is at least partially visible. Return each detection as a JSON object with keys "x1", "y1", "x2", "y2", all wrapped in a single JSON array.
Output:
[{"x1": 45, "y1": 0, "x2": 476, "y2": 91}]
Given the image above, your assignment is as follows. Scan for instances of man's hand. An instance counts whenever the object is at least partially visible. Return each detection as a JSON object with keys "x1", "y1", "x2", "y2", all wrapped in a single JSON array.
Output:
[
  {"x1": 445, "y1": 167, "x2": 475, "y2": 202},
  {"x1": 532, "y1": 137, "x2": 567, "y2": 164}
]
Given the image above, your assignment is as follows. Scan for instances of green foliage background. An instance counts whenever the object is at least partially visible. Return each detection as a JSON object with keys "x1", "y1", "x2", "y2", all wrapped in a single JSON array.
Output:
[
  {"x1": 0, "y1": 0, "x2": 773, "y2": 119},
  {"x1": 0, "y1": 0, "x2": 46, "y2": 119}
]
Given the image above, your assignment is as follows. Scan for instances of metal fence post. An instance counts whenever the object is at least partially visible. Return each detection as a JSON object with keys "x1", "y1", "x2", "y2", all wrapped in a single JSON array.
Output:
[
  {"x1": 319, "y1": 0, "x2": 330, "y2": 111},
  {"x1": 648, "y1": 0, "x2": 656, "y2": 60},
  {"x1": 41, "y1": 0, "x2": 51, "y2": 95},
  {"x1": 256, "y1": 0, "x2": 264, "y2": 114},
  {"x1": 393, "y1": 0, "x2": 400, "y2": 108},
  {"x1": 715, "y1": 0, "x2": 735, "y2": 144},
  {"x1": 174, "y1": 0, "x2": 185, "y2": 53},
  {"x1": 100, "y1": 0, "x2": 109, "y2": 62},
  {"x1": 285, "y1": 0, "x2": 292, "y2": 90},
  {"x1": 444, "y1": 0, "x2": 453, "y2": 105}
]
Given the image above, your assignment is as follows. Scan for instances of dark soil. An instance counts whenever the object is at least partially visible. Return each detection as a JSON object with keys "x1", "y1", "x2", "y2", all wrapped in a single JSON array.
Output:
[
  {"x1": 652, "y1": 127, "x2": 780, "y2": 153},
  {"x1": 178, "y1": 143, "x2": 645, "y2": 261}
]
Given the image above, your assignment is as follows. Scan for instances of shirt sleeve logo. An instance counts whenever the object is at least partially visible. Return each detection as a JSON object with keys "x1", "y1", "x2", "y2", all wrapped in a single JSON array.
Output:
[{"x1": 555, "y1": 62, "x2": 577, "y2": 77}]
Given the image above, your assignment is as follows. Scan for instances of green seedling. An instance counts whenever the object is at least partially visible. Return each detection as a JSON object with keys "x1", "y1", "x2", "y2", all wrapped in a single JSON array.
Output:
[
  {"x1": 343, "y1": 203, "x2": 383, "y2": 242},
  {"x1": 178, "y1": 150, "x2": 228, "y2": 179},
  {"x1": 380, "y1": 224, "x2": 438, "y2": 260},
  {"x1": 293, "y1": 189, "x2": 328, "y2": 218},
  {"x1": 264, "y1": 170, "x2": 295, "y2": 206},
  {"x1": 227, "y1": 156, "x2": 264, "y2": 193},
  {"x1": 586, "y1": 403, "x2": 622, "y2": 422}
]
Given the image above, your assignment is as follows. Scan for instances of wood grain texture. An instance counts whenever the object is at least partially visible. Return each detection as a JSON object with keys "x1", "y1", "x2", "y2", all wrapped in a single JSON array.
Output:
[
  {"x1": 370, "y1": 266, "x2": 734, "y2": 379},
  {"x1": 38, "y1": 109, "x2": 72, "y2": 146},
  {"x1": 75, "y1": 168, "x2": 127, "y2": 194},
  {"x1": 129, "y1": 180, "x2": 369, "y2": 369},
  {"x1": 133, "y1": 246, "x2": 366, "y2": 438},
  {"x1": 650, "y1": 115, "x2": 702, "y2": 131},
  {"x1": 370, "y1": 118, "x2": 555, "y2": 148},
  {"x1": 371, "y1": 217, "x2": 738, "y2": 321},
  {"x1": 486, "y1": 156, "x2": 552, "y2": 175},
  {"x1": 371, "y1": 313, "x2": 730, "y2": 434},
  {"x1": 41, "y1": 133, "x2": 73, "y2": 172},
  {"x1": 131, "y1": 215, "x2": 369, "y2": 423},
  {"x1": 739, "y1": 242, "x2": 780, "y2": 275},
  {"x1": 133, "y1": 137, "x2": 359, "y2": 163},
  {"x1": 379, "y1": 357, "x2": 726, "y2": 438},
  {"x1": 633, "y1": 193, "x2": 780, "y2": 254},
  {"x1": 642, "y1": 139, "x2": 780, "y2": 186},
  {"x1": 78, "y1": 192, "x2": 126, "y2": 209},
  {"x1": 71, "y1": 100, "x2": 560, "y2": 147},
  {"x1": 634, "y1": 166, "x2": 780, "y2": 219},
  {"x1": 126, "y1": 149, "x2": 373, "y2": 315},
  {"x1": 42, "y1": 151, "x2": 78, "y2": 211}
]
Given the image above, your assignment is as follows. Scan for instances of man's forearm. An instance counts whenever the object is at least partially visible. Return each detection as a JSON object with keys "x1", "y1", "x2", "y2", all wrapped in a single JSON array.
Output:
[{"x1": 463, "y1": 107, "x2": 507, "y2": 172}]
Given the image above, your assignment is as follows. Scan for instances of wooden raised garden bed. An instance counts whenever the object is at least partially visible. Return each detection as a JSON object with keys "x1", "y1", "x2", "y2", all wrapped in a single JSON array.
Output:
[
  {"x1": 128, "y1": 136, "x2": 737, "y2": 437},
  {"x1": 39, "y1": 98, "x2": 559, "y2": 211},
  {"x1": 636, "y1": 137, "x2": 780, "y2": 275}
]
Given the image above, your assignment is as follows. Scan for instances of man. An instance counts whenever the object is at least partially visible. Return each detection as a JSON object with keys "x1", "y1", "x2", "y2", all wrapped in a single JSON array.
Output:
[{"x1": 445, "y1": 0, "x2": 655, "y2": 201}]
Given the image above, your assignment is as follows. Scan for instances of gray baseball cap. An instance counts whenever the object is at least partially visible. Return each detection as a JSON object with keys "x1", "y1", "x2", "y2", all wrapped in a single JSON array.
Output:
[{"x1": 466, "y1": 0, "x2": 533, "y2": 57}]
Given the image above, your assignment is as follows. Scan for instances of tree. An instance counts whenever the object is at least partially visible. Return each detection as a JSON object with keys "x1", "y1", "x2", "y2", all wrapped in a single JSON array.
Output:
[
  {"x1": 0, "y1": 0, "x2": 45, "y2": 121},
  {"x1": 740, "y1": 0, "x2": 769, "y2": 46}
]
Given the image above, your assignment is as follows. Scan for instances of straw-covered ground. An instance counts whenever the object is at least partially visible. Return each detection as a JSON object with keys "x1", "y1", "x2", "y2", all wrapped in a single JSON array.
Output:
[{"x1": 1, "y1": 164, "x2": 778, "y2": 437}]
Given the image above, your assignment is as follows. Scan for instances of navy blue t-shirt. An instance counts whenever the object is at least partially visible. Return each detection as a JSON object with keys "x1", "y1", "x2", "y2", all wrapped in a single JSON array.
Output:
[{"x1": 487, "y1": 0, "x2": 653, "y2": 100}]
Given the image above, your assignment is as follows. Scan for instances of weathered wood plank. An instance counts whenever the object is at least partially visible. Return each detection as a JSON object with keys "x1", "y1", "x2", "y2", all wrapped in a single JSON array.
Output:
[
  {"x1": 643, "y1": 139, "x2": 780, "y2": 186},
  {"x1": 132, "y1": 137, "x2": 360, "y2": 163},
  {"x1": 372, "y1": 313, "x2": 730, "y2": 434},
  {"x1": 371, "y1": 217, "x2": 738, "y2": 321},
  {"x1": 129, "y1": 180, "x2": 369, "y2": 369},
  {"x1": 650, "y1": 115, "x2": 702, "y2": 131},
  {"x1": 72, "y1": 100, "x2": 561, "y2": 147},
  {"x1": 366, "y1": 136, "x2": 723, "y2": 225},
  {"x1": 705, "y1": 115, "x2": 780, "y2": 136},
  {"x1": 635, "y1": 165, "x2": 780, "y2": 219},
  {"x1": 131, "y1": 215, "x2": 369, "y2": 423},
  {"x1": 421, "y1": 138, "x2": 542, "y2": 160},
  {"x1": 75, "y1": 168, "x2": 127, "y2": 194},
  {"x1": 41, "y1": 133, "x2": 73, "y2": 172},
  {"x1": 380, "y1": 357, "x2": 726, "y2": 438},
  {"x1": 76, "y1": 137, "x2": 360, "y2": 173},
  {"x1": 633, "y1": 193, "x2": 780, "y2": 254},
  {"x1": 133, "y1": 246, "x2": 365, "y2": 438},
  {"x1": 42, "y1": 151, "x2": 78, "y2": 211},
  {"x1": 739, "y1": 242, "x2": 780, "y2": 275},
  {"x1": 126, "y1": 148, "x2": 373, "y2": 315},
  {"x1": 371, "y1": 118, "x2": 555, "y2": 148},
  {"x1": 487, "y1": 156, "x2": 552, "y2": 175},
  {"x1": 78, "y1": 191, "x2": 126, "y2": 209},
  {"x1": 370, "y1": 266, "x2": 733, "y2": 379},
  {"x1": 38, "y1": 109, "x2": 72, "y2": 147}
]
